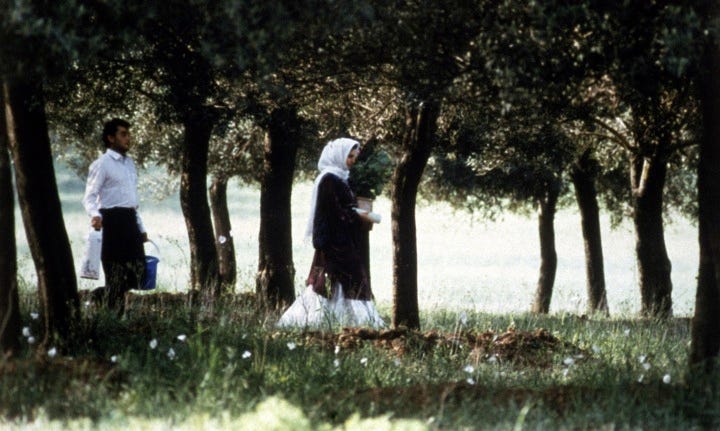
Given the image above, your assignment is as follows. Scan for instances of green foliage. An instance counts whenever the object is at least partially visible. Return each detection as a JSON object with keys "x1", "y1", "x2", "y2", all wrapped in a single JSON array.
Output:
[
  {"x1": 349, "y1": 141, "x2": 393, "y2": 199},
  {"x1": 2, "y1": 289, "x2": 720, "y2": 430}
]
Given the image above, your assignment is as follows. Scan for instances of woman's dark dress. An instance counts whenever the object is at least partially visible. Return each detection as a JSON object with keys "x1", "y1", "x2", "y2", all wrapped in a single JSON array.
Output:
[{"x1": 307, "y1": 174, "x2": 371, "y2": 300}]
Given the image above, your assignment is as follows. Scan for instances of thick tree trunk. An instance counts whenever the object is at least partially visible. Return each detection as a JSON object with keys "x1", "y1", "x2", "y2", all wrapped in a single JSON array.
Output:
[
  {"x1": 3, "y1": 80, "x2": 78, "y2": 344},
  {"x1": 570, "y1": 150, "x2": 609, "y2": 315},
  {"x1": 210, "y1": 176, "x2": 237, "y2": 292},
  {"x1": 391, "y1": 100, "x2": 441, "y2": 329},
  {"x1": 691, "y1": 17, "x2": 720, "y2": 370},
  {"x1": 0, "y1": 87, "x2": 21, "y2": 355},
  {"x1": 256, "y1": 107, "x2": 300, "y2": 308},
  {"x1": 630, "y1": 151, "x2": 673, "y2": 318},
  {"x1": 531, "y1": 179, "x2": 560, "y2": 314},
  {"x1": 180, "y1": 111, "x2": 220, "y2": 300}
]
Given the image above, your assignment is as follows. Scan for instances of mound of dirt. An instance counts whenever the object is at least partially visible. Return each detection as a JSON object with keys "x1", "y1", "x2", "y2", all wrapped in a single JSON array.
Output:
[{"x1": 294, "y1": 327, "x2": 583, "y2": 367}]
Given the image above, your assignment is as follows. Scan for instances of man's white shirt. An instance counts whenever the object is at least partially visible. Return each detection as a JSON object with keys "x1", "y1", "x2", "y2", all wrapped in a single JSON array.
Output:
[{"x1": 82, "y1": 149, "x2": 146, "y2": 233}]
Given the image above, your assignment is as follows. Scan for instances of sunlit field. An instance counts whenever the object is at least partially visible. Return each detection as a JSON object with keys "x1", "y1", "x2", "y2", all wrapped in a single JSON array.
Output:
[{"x1": 15, "y1": 162, "x2": 698, "y2": 317}]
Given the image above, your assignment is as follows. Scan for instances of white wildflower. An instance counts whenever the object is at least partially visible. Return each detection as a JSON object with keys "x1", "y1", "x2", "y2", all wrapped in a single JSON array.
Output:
[
  {"x1": 638, "y1": 355, "x2": 647, "y2": 363},
  {"x1": 149, "y1": 339, "x2": 158, "y2": 349},
  {"x1": 360, "y1": 357, "x2": 368, "y2": 366},
  {"x1": 47, "y1": 347, "x2": 57, "y2": 358},
  {"x1": 30, "y1": 312, "x2": 39, "y2": 320},
  {"x1": 286, "y1": 342, "x2": 297, "y2": 350},
  {"x1": 27, "y1": 336, "x2": 36, "y2": 345},
  {"x1": 487, "y1": 355, "x2": 498, "y2": 364},
  {"x1": 22, "y1": 327, "x2": 30, "y2": 337},
  {"x1": 84, "y1": 301, "x2": 91, "y2": 308},
  {"x1": 592, "y1": 345, "x2": 601, "y2": 354},
  {"x1": 393, "y1": 358, "x2": 401, "y2": 367},
  {"x1": 110, "y1": 355, "x2": 119, "y2": 363},
  {"x1": 167, "y1": 348, "x2": 176, "y2": 360},
  {"x1": 563, "y1": 368, "x2": 570, "y2": 377},
  {"x1": 334, "y1": 345, "x2": 340, "y2": 355},
  {"x1": 463, "y1": 365, "x2": 475, "y2": 374},
  {"x1": 624, "y1": 328, "x2": 630, "y2": 336},
  {"x1": 333, "y1": 358, "x2": 340, "y2": 368},
  {"x1": 242, "y1": 350, "x2": 252, "y2": 359},
  {"x1": 663, "y1": 374, "x2": 671, "y2": 384},
  {"x1": 459, "y1": 311, "x2": 468, "y2": 326},
  {"x1": 563, "y1": 357, "x2": 575, "y2": 366},
  {"x1": 218, "y1": 235, "x2": 227, "y2": 244},
  {"x1": 177, "y1": 334, "x2": 187, "y2": 342},
  {"x1": 466, "y1": 377, "x2": 476, "y2": 385},
  {"x1": 638, "y1": 374, "x2": 645, "y2": 383},
  {"x1": 642, "y1": 363, "x2": 651, "y2": 371}
]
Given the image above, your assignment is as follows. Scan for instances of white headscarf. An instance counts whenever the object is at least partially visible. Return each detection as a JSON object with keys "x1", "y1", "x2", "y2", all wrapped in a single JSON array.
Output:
[{"x1": 305, "y1": 138, "x2": 360, "y2": 239}]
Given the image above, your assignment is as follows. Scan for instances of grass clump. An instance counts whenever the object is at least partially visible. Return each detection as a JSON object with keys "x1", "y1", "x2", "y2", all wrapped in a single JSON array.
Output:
[{"x1": 1, "y1": 290, "x2": 719, "y2": 430}]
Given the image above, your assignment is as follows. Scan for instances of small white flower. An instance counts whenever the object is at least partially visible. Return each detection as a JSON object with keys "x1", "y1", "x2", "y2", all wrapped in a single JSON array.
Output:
[
  {"x1": 360, "y1": 357, "x2": 368, "y2": 366},
  {"x1": 463, "y1": 365, "x2": 475, "y2": 374},
  {"x1": 333, "y1": 358, "x2": 340, "y2": 368},
  {"x1": 47, "y1": 347, "x2": 57, "y2": 358},
  {"x1": 393, "y1": 358, "x2": 401, "y2": 367},
  {"x1": 562, "y1": 368, "x2": 570, "y2": 377},
  {"x1": 242, "y1": 350, "x2": 252, "y2": 359},
  {"x1": 487, "y1": 355, "x2": 498, "y2": 364},
  {"x1": 466, "y1": 377, "x2": 476, "y2": 385},
  {"x1": 624, "y1": 328, "x2": 631, "y2": 336},
  {"x1": 110, "y1": 355, "x2": 119, "y2": 363},
  {"x1": 334, "y1": 345, "x2": 340, "y2": 355},
  {"x1": 177, "y1": 334, "x2": 187, "y2": 342},
  {"x1": 167, "y1": 348, "x2": 176, "y2": 360},
  {"x1": 228, "y1": 230, "x2": 234, "y2": 237},
  {"x1": 459, "y1": 311, "x2": 468, "y2": 326},
  {"x1": 638, "y1": 374, "x2": 645, "y2": 383},
  {"x1": 30, "y1": 312, "x2": 39, "y2": 320},
  {"x1": 286, "y1": 342, "x2": 297, "y2": 350},
  {"x1": 149, "y1": 339, "x2": 158, "y2": 349},
  {"x1": 642, "y1": 363, "x2": 651, "y2": 371},
  {"x1": 27, "y1": 336, "x2": 36, "y2": 345},
  {"x1": 591, "y1": 345, "x2": 601, "y2": 354},
  {"x1": 218, "y1": 235, "x2": 227, "y2": 244},
  {"x1": 638, "y1": 355, "x2": 647, "y2": 363},
  {"x1": 575, "y1": 354, "x2": 585, "y2": 360},
  {"x1": 563, "y1": 357, "x2": 575, "y2": 366},
  {"x1": 84, "y1": 301, "x2": 91, "y2": 308},
  {"x1": 22, "y1": 327, "x2": 30, "y2": 337},
  {"x1": 663, "y1": 374, "x2": 671, "y2": 384}
]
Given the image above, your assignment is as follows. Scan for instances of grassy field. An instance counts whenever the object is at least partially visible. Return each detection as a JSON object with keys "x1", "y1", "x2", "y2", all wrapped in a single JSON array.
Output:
[{"x1": 4, "y1": 163, "x2": 715, "y2": 430}]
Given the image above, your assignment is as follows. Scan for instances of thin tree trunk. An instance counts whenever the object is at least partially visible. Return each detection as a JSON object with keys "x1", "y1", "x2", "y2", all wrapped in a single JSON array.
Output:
[
  {"x1": 210, "y1": 176, "x2": 237, "y2": 292},
  {"x1": 0, "y1": 86, "x2": 21, "y2": 355},
  {"x1": 531, "y1": 179, "x2": 560, "y2": 314},
  {"x1": 691, "y1": 11, "x2": 720, "y2": 370},
  {"x1": 630, "y1": 151, "x2": 673, "y2": 318},
  {"x1": 256, "y1": 107, "x2": 300, "y2": 308},
  {"x1": 180, "y1": 110, "x2": 220, "y2": 300},
  {"x1": 391, "y1": 100, "x2": 441, "y2": 329},
  {"x1": 3, "y1": 80, "x2": 78, "y2": 344},
  {"x1": 571, "y1": 150, "x2": 609, "y2": 315}
]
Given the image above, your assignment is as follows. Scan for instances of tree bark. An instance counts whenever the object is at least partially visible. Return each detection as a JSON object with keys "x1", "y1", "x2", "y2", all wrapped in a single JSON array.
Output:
[
  {"x1": 256, "y1": 107, "x2": 300, "y2": 308},
  {"x1": 3, "y1": 80, "x2": 78, "y2": 344},
  {"x1": 210, "y1": 176, "x2": 237, "y2": 292},
  {"x1": 531, "y1": 178, "x2": 560, "y2": 314},
  {"x1": 691, "y1": 12, "x2": 720, "y2": 370},
  {"x1": 180, "y1": 110, "x2": 220, "y2": 300},
  {"x1": 570, "y1": 150, "x2": 609, "y2": 315},
  {"x1": 0, "y1": 86, "x2": 21, "y2": 355},
  {"x1": 630, "y1": 151, "x2": 673, "y2": 318},
  {"x1": 391, "y1": 100, "x2": 441, "y2": 329}
]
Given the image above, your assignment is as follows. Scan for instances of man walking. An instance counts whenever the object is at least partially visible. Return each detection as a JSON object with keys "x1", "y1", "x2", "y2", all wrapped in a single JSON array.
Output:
[{"x1": 83, "y1": 118, "x2": 147, "y2": 314}]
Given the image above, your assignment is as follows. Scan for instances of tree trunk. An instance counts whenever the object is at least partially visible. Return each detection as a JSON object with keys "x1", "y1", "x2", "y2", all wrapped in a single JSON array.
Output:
[
  {"x1": 531, "y1": 178, "x2": 560, "y2": 314},
  {"x1": 3, "y1": 80, "x2": 78, "y2": 344},
  {"x1": 630, "y1": 151, "x2": 673, "y2": 318},
  {"x1": 256, "y1": 107, "x2": 300, "y2": 308},
  {"x1": 180, "y1": 111, "x2": 220, "y2": 300},
  {"x1": 391, "y1": 100, "x2": 441, "y2": 329},
  {"x1": 210, "y1": 176, "x2": 237, "y2": 292},
  {"x1": 0, "y1": 86, "x2": 21, "y2": 355},
  {"x1": 570, "y1": 150, "x2": 609, "y2": 315},
  {"x1": 691, "y1": 14, "x2": 720, "y2": 370}
]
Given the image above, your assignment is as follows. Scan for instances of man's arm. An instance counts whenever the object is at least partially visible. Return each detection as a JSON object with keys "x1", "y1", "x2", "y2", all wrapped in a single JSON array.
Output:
[{"x1": 82, "y1": 160, "x2": 105, "y2": 230}]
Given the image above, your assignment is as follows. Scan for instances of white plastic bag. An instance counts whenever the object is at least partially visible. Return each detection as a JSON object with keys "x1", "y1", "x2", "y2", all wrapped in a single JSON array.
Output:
[{"x1": 79, "y1": 229, "x2": 102, "y2": 280}]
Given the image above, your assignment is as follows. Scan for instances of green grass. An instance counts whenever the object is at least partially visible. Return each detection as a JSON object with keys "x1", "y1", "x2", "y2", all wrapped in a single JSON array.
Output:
[{"x1": 2, "y1": 291, "x2": 718, "y2": 431}]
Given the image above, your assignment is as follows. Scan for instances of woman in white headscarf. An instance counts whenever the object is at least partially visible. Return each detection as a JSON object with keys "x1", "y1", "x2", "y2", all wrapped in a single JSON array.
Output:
[{"x1": 278, "y1": 138, "x2": 385, "y2": 329}]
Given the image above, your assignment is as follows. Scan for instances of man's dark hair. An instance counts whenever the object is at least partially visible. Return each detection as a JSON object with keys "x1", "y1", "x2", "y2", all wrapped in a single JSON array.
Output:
[{"x1": 102, "y1": 118, "x2": 131, "y2": 147}]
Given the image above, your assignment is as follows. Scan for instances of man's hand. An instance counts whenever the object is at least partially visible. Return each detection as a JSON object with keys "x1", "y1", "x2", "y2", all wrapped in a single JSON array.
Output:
[
  {"x1": 91, "y1": 216, "x2": 102, "y2": 231},
  {"x1": 142, "y1": 232, "x2": 148, "y2": 242}
]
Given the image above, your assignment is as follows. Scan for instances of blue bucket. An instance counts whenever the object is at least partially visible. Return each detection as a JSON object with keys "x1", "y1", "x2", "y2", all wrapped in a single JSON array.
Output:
[{"x1": 140, "y1": 240, "x2": 160, "y2": 290}]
